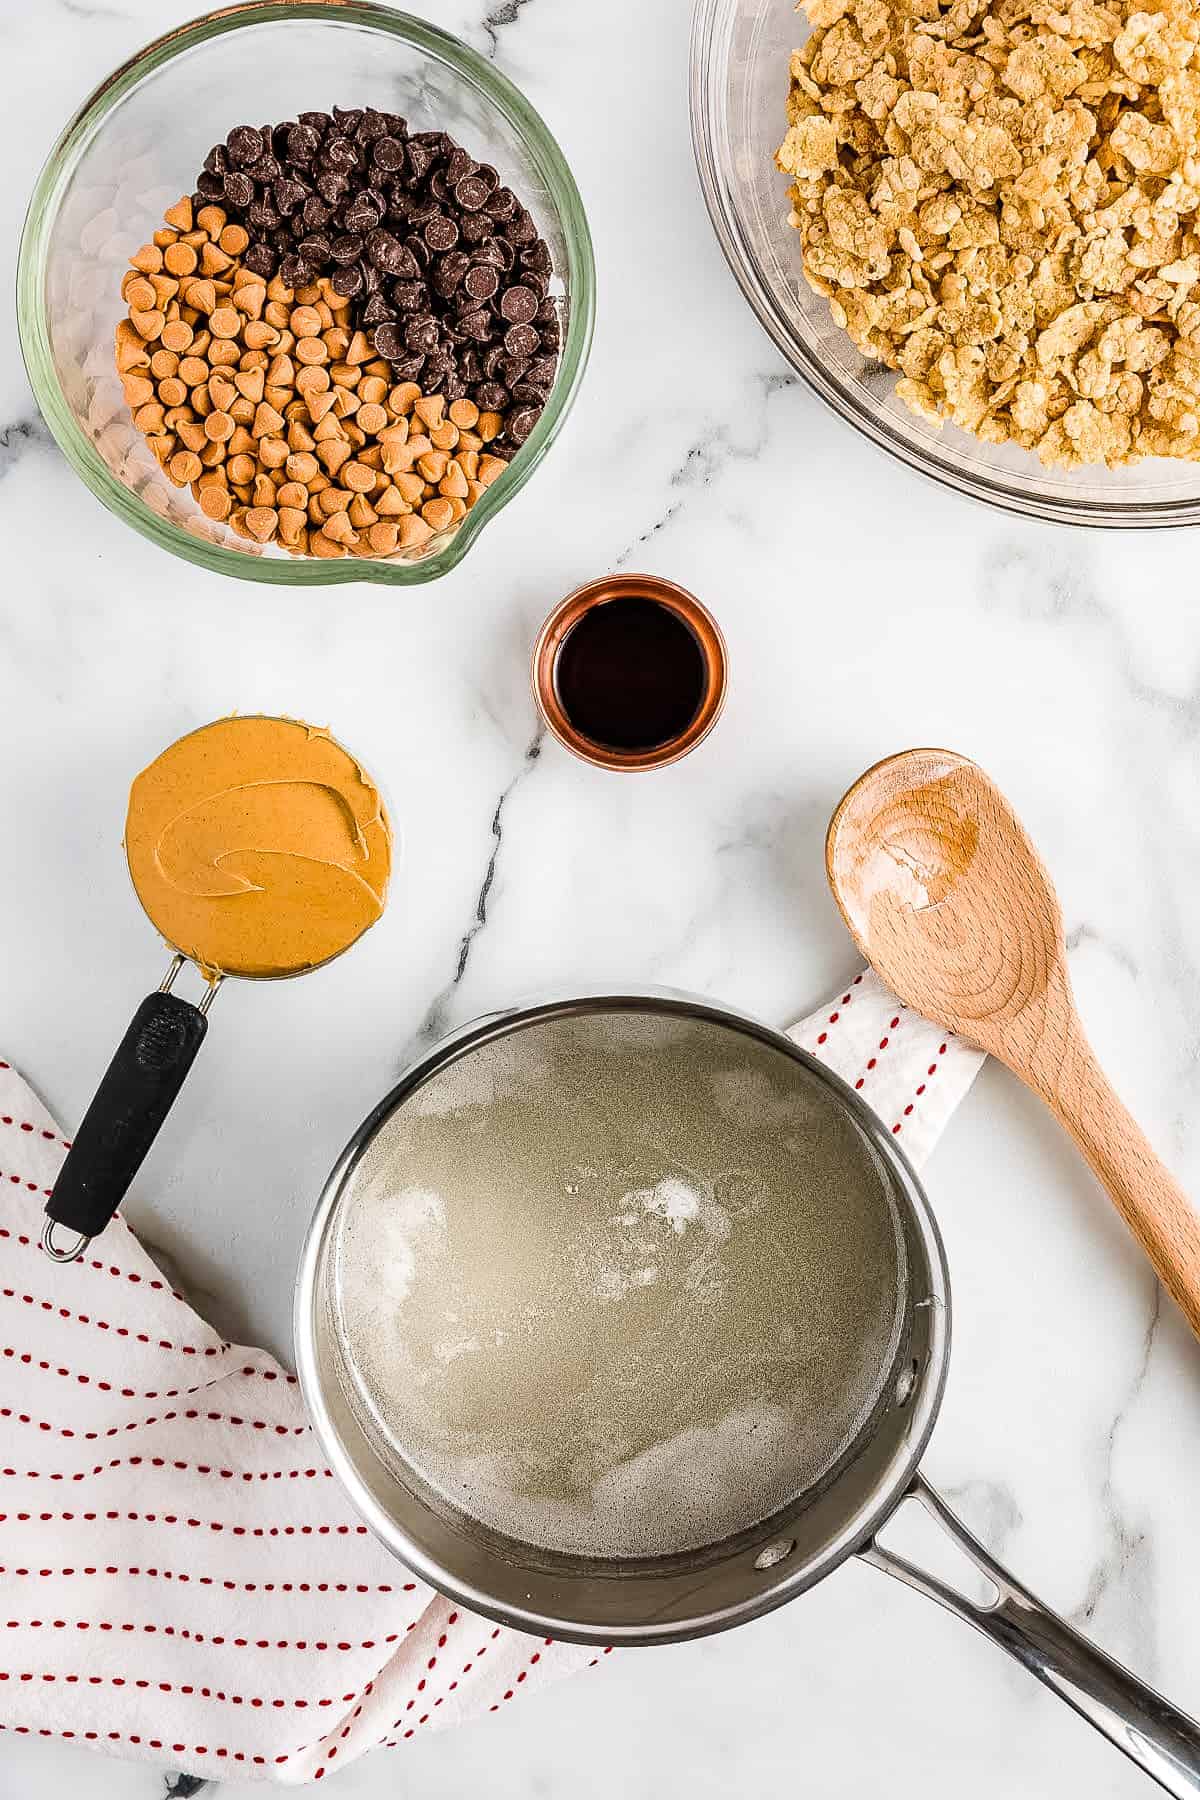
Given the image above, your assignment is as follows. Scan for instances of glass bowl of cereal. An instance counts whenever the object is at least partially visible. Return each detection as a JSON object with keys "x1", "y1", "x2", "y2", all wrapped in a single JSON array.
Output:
[
  {"x1": 692, "y1": 0, "x2": 1200, "y2": 527},
  {"x1": 18, "y1": 1, "x2": 594, "y2": 582}
]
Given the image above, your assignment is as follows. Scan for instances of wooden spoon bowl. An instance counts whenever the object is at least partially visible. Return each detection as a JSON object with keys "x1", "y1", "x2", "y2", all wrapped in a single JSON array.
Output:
[{"x1": 827, "y1": 748, "x2": 1200, "y2": 1340}]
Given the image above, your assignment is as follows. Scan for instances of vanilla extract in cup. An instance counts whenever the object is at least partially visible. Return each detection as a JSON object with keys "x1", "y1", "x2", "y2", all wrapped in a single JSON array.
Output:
[{"x1": 532, "y1": 575, "x2": 727, "y2": 771}]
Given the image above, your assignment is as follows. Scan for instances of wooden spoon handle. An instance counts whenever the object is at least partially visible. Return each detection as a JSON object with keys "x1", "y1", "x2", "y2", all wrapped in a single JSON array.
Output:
[{"x1": 1042, "y1": 1027, "x2": 1200, "y2": 1340}]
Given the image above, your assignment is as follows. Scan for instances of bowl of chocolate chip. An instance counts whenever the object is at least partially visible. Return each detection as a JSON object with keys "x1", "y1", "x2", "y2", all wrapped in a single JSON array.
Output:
[{"x1": 19, "y1": 2, "x2": 594, "y2": 581}]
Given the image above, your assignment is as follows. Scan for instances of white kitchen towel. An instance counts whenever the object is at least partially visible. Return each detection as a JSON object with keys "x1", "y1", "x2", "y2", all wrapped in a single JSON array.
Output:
[{"x1": 0, "y1": 971, "x2": 982, "y2": 1784}]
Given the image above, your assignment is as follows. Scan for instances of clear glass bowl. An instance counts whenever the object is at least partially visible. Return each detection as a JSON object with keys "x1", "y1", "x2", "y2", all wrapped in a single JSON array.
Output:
[
  {"x1": 690, "y1": 0, "x2": 1200, "y2": 528},
  {"x1": 18, "y1": 1, "x2": 595, "y2": 583}
]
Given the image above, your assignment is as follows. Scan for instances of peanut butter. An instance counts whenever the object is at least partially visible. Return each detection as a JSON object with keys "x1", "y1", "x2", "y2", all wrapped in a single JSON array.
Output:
[{"x1": 124, "y1": 715, "x2": 391, "y2": 979}]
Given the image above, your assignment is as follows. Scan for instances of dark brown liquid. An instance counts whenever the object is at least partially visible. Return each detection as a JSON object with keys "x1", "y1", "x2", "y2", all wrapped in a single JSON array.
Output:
[{"x1": 553, "y1": 597, "x2": 707, "y2": 752}]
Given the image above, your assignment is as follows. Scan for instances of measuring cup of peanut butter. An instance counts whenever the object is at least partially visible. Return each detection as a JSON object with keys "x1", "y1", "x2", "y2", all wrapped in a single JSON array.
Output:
[{"x1": 41, "y1": 714, "x2": 392, "y2": 1264}]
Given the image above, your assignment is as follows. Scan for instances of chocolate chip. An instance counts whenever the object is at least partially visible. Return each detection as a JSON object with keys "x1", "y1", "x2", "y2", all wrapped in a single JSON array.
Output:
[
  {"x1": 248, "y1": 197, "x2": 281, "y2": 232},
  {"x1": 455, "y1": 175, "x2": 489, "y2": 212},
  {"x1": 298, "y1": 234, "x2": 331, "y2": 264},
  {"x1": 331, "y1": 232, "x2": 363, "y2": 265},
  {"x1": 463, "y1": 263, "x2": 500, "y2": 302},
  {"x1": 512, "y1": 381, "x2": 550, "y2": 405},
  {"x1": 393, "y1": 279, "x2": 427, "y2": 312},
  {"x1": 527, "y1": 354, "x2": 558, "y2": 386},
  {"x1": 228, "y1": 125, "x2": 264, "y2": 166},
  {"x1": 392, "y1": 353, "x2": 427, "y2": 380},
  {"x1": 373, "y1": 321, "x2": 408, "y2": 358},
  {"x1": 357, "y1": 108, "x2": 390, "y2": 144},
  {"x1": 505, "y1": 211, "x2": 537, "y2": 246},
  {"x1": 405, "y1": 233, "x2": 431, "y2": 270},
  {"x1": 484, "y1": 186, "x2": 517, "y2": 221},
  {"x1": 522, "y1": 240, "x2": 552, "y2": 276},
  {"x1": 342, "y1": 195, "x2": 381, "y2": 233},
  {"x1": 362, "y1": 292, "x2": 393, "y2": 325},
  {"x1": 372, "y1": 135, "x2": 406, "y2": 173},
  {"x1": 333, "y1": 106, "x2": 364, "y2": 135},
  {"x1": 425, "y1": 215, "x2": 459, "y2": 251},
  {"x1": 460, "y1": 214, "x2": 494, "y2": 245},
  {"x1": 407, "y1": 141, "x2": 435, "y2": 181},
  {"x1": 406, "y1": 315, "x2": 440, "y2": 354},
  {"x1": 505, "y1": 323, "x2": 540, "y2": 357},
  {"x1": 302, "y1": 196, "x2": 333, "y2": 231},
  {"x1": 288, "y1": 123, "x2": 321, "y2": 163},
  {"x1": 476, "y1": 163, "x2": 500, "y2": 191},
  {"x1": 458, "y1": 308, "x2": 494, "y2": 342},
  {"x1": 324, "y1": 134, "x2": 359, "y2": 172},
  {"x1": 472, "y1": 239, "x2": 509, "y2": 271},
  {"x1": 447, "y1": 148, "x2": 475, "y2": 184},
  {"x1": 243, "y1": 242, "x2": 276, "y2": 278},
  {"x1": 475, "y1": 382, "x2": 510, "y2": 411},
  {"x1": 317, "y1": 170, "x2": 348, "y2": 205},
  {"x1": 195, "y1": 171, "x2": 224, "y2": 200},
  {"x1": 482, "y1": 345, "x2": 506, "y2": 379},
  {"x1": 248, "y1": 154, "x2": 283, "y2": 184},
  {"x1": 366, "y1": 228, "x2": 408, "y2": 273},
  {"x1": 279, "y1": 253, "x2": 310, "y2": 289},
  {"x1": 500, "y1": 284, "x2": 537, "y2": 325},
  {"x1": 331, "y1": 265, "x2": 364, "y2": 297},
  {"x1": 204, "y1": 144, "x2": 229, "y2": 176},
  {"x1": 508, "y1": 407, "x2": 539, "y2": 443},
  {"x1": 498, "y1": 355, "x2": 529, "y2": 389},
  {"x1": 300, "y1": 111, "x2": 331, "y2": 132},
  {"x1": 274, "y1": 178, "x2": 308, "y2": 215}
]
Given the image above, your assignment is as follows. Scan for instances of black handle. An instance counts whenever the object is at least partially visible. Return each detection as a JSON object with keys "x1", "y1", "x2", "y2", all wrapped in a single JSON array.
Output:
[{"x1": 45, "y1": 991, "x2": 208, "y2": 1245}]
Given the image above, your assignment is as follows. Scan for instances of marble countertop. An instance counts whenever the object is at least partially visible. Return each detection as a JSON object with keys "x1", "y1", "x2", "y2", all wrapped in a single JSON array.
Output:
[{"x1": 5, "y1": 0, "x2": 1200, "y2": 1793}]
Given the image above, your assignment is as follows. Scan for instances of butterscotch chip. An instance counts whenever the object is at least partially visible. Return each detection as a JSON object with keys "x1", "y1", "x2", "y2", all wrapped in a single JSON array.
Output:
[
  {"x1": 208, "y1": 372, "x2": 237, "y2": 410},
  {"x1": 286, "y1": 451, "x2": 320, "y2": 485},
  {"x1": 164, "y1": 242, "x2": 198, "y2": 277},
  {"x1": 169, "y1": 450, "x2": 203, "y2": 485},
  {"x1": 160, "y1": 319, "x2": 194, "y2": 354},
  {"x1": 375, "y1": 486, "x2": 410, "y2": 516},
  {"x1": 430, "y1": 422, "x2": 459, "y2": 451},
  {"x1": 477, "y1": 454, "x2": 508, "y2": 486},
  {"x1": 201, "y1": 243, "x2": 233, "y2": 278},
  {"x1": 244, "y1": 506, "x2": 278, "y2": 543},
  {"x1": 398, "y1": 514, "x2": 434, "y2": 549},
  {"x1": 243, "y1": 321, "x2": 279, "y2": 350},
  {"x1": 130, "y1": 307, "x2": 165, "y2": 341},
  {"x1": 220, "y1": 223, "x2": 250, "y2": 256},
  {"x1": 368, "y1": 522, "x2": 400, "y2": 555},
  {"x1": 342, "y1": 460, "x2": 377, "y2": 493},
  {"x1": 392, "y1": 471, "x2": 425, "y2": 505},
  {"x1": 158, "y1": 377, "x2": 189, "y2": 409},
  {"x1": 416, "y1": 450, "x2": 450, "y2": 483},
  {"x1": 208, "y1": 306, "x2": 241, "y2": 339},
  {"x1": 446, "y1": 496, "x2": 467, "y2": 523},
  {"x1": 208, "y1": 340, "x2": 241, "y2": 368},
  {"x1": 177, "y1": 419, "x2": 207, "y2": 452},
  {"x1": 356, "y1": 402, "x2": 388, "y2": 434},
  {"x1": 278, "y1": 505, "x2": 307, "y2": 541},
  {"x1": 130, "y1": 243, "x2": 165, "y2": 274},
  {"x1": 440, "y1": 461, "x2": 469, "y2": 499},
  {"x1": 259, "y1": 436, "x2": 289, "y2": 471},
  {"x1": 421, "y1": 497, "x2": 455, "y2": 532},
  {"x1": 389, "y1": 382, "x2": 422, "y2": 414},
  {"x1": 477, "y1": 411, "x2": 503, "y2": 442},
  {"x1": 295, "y1": 364, "x2": 330, "y2": 396},
  {"x1": 200, "y1": 486, "x2": 233, "y2": 521},
  {"x1": 448, "y1": 398, "x2": 480, "y2": 429},
  {"x1": 204, "y1": 411, "x2": 235, "y2": 443},
  {"x1": 413, "y1": 394, "x2": 445, "y2": 429},
  {"x1": 125, "y1": 276, "x2": 157, "y2": 313},
  {"x1": 295, "y1": 336, "x2": 329, "y2": 366},
  {"x1": 357, "y1": 376, "x2": 388, "y2": 406},
  {"x1": 290, "y1": 305, "x2": 323, "y2": 338},
  {"x1": 309, "y1": 530, "x2": 345, "y2": 558},
  {"x1": 122, "y1": 374, "x2": 156, "y2": 408}
]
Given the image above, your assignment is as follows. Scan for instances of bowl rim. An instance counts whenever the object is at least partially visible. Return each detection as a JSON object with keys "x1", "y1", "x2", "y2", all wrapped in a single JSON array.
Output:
[
  {"x1": 689, "y1": 0, "x2": 1200, "y2": 531},
  {"x1": 17, "y1": 0, "x2": 596, "y2": 584}
]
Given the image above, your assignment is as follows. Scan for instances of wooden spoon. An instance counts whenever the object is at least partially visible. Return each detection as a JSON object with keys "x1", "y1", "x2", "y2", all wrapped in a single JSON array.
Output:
[{"x1": 826, "y1": 747, "x2": 1200, "y2": 1340}]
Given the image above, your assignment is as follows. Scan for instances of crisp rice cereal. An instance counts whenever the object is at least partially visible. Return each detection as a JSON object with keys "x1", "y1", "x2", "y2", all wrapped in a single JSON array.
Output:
[{"x1": 775, "y1": 0, "x2": 1200, "y2": 467}]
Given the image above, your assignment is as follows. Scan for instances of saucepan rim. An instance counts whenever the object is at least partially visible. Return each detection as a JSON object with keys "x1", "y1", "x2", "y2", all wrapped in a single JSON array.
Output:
[{"x1": 293, "y1": 986, "x2": 950, "y2": 1643}]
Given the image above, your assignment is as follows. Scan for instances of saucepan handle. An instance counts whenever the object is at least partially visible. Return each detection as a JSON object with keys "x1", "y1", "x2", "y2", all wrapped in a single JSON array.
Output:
[
  {"x1": 42, "y1": 981, "x2": 212, "y2": 1265},
  {"x1": 860, "y1": 1474, "x2": 1200, "y2": 1797}
]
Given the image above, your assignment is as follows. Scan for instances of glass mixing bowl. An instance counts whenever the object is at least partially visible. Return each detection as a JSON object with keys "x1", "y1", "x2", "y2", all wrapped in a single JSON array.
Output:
[
  {"x1": 18, "y1": 1, "x2": 595, "y2": 584},
  {"x1": 690, "y1": 0, "x2": 1200, "y2": 528}
]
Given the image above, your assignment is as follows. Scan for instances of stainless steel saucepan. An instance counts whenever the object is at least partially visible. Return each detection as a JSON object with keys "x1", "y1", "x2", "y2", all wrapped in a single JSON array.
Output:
[{"x1": 295, "y1": 992, "x2": 1200, "y2": 1796}]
